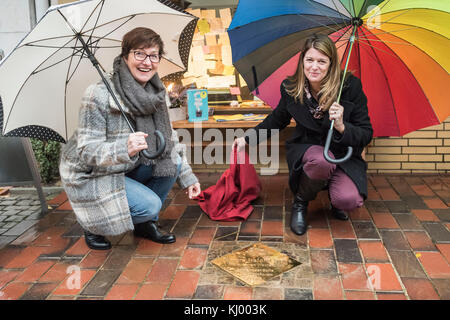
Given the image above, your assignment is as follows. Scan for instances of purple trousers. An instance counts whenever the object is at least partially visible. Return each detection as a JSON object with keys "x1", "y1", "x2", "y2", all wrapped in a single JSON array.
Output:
[{"x1": 301, "y1": 145, "x2": 364, "y2": 211}]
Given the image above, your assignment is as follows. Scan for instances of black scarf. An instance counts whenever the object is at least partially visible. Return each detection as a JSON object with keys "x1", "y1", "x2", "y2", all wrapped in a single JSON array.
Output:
[{"x1": 112, "y1": 55, "x2": 176, "y2": 177}]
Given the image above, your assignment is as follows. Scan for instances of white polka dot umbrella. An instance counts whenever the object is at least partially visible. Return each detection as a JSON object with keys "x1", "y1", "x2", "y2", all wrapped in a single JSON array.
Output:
[{"x1": 0, "y1": 0, "x2": 197, "y2": 156}]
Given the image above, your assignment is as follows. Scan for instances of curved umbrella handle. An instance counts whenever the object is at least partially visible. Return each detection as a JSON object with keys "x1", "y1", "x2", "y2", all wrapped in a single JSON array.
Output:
[
  {"x1": 323, "y1": 120, "x2": 353, "y2": 164},
  {"x1": 140, "y1": 130, "x2": 166, "y2": 159}
]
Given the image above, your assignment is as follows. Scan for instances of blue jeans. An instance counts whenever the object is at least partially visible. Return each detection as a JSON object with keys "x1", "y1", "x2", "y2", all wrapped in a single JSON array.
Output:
[{"x1": 125, "y1": 158, "x2": 181, "y2": 224}]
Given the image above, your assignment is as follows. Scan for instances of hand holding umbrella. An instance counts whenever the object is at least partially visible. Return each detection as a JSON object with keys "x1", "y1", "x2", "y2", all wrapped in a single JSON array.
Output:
[
  {"x1": 325, "y1": 101, "x2": 352, "y2": 163},
  {"x1": 128, "y1": 132, "x2": 149, "y2": 157},
  {"x1": 127, "y1": 131, "x2": 165, "y2": 160},
  {"x1": 329, "y1": 102, "x2": 345, "y2": 133}
]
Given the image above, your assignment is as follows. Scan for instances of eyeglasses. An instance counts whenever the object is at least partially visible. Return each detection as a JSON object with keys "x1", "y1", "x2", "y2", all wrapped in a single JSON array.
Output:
[{"x1": 132, "y1": 50, "x2": 161, "y2": 63}]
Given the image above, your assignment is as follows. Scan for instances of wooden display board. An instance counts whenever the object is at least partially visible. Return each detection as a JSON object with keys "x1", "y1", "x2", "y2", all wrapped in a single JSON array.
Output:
[{"x1": 181, "y1": 7, "x2": 244, "y2": 91}]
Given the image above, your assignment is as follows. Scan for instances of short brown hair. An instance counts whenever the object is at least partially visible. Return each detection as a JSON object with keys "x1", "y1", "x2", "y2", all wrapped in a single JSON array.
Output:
[{"x1": 121, "y1": 27, "x2": 165, "y2": 58}]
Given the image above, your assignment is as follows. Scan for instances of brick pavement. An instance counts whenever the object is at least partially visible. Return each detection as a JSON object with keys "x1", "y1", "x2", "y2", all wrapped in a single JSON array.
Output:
[
  {"x1": 0, "y1": 191, "x2": 60, "y2": 249},
  {"x1": 0, "y1": 173, "x2": 449, "y2": 300}
]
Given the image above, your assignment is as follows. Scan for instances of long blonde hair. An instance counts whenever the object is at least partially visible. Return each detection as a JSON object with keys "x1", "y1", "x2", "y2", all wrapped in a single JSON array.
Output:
[{"x1": 285, "y1": 34, "x2": 347, "y2": 111}]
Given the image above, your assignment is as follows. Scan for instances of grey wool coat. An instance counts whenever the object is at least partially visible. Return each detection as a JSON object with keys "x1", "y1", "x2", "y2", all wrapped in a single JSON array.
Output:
[{"x1": 59, "y1": 75, "x2": 198, "y2": 236}]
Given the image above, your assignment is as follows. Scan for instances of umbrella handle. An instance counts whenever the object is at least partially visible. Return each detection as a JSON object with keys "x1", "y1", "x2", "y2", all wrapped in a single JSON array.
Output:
[
  {"x1": 140, "y1": 130, "x2": 166, "y2": 159},
  {"x1": 322, "y1": 26, "x2": 359, "y2": 165},
  {"x1": 323, "y1": 120, "x2": 353, "y2": 164}
]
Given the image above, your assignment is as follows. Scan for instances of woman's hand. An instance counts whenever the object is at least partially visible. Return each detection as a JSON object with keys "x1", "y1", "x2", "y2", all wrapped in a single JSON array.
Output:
[
  {"x1": 128, "y1": 132, "x2": 148, "y2": 157},
  {"x1": 187, "y1": 182, "x2": 201, "y2": 199},
  {"x1": 232, "y1": 137, "x2": 247, "y2": 152},
  {"x1": 329, "y1": 102, "x2": 345, "y2": 134}
]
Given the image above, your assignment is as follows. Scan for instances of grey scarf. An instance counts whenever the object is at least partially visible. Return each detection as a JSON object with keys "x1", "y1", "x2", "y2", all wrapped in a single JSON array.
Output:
[{"x1": 112, "y1": 55, "x2": 176, "y2": 177}]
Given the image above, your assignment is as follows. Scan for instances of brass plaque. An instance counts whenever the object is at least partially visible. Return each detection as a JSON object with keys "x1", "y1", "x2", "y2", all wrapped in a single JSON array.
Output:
[{"x1": 211, "y1": 243, "x2": 301, "y2": 286}]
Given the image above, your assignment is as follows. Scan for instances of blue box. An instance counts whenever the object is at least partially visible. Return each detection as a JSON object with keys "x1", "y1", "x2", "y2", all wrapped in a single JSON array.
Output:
[{"x1": 187, "y1": 89, "x2": 208, "y2": 122}]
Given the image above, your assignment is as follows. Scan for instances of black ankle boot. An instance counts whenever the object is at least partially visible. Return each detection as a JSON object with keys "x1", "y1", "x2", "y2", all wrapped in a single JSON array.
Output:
[
  {"x1": 290, "y1": 194, "x2": 308, "y2": 235},
  {"x1": 331, "y1": 205, "x2": 349, "y2": 220},
  {"x1": 134, "y1": 221, "x2": 176, "y2": 244},
  {"x1": 84, "y1": 230, "x2": 111, "y2": 250}
]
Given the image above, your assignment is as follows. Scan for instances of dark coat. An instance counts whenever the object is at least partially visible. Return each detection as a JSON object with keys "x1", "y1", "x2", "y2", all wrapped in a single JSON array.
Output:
[{"x1": 247, "y1": 74, "x2": 373, "y2": 198}]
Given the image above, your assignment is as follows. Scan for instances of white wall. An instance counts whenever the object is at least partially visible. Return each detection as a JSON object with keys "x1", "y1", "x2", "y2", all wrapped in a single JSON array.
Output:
[
  {"x1": 35, "y1": 0, "x2": 51, "y2": 21},
  {"x1": 0, "y1": 0, "x2": 50, "y2": 58},
  {"x1": 0, "y1": 0, "x2": 33, "y2": 57}
]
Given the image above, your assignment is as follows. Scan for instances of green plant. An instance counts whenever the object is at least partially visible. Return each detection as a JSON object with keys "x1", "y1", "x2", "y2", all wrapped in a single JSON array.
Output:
[{"x1": 30, "y1": 138, "x2": 61, "y2": 184}]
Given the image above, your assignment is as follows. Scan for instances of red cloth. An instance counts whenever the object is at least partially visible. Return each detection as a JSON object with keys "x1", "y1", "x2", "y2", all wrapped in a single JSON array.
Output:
[{"x1": 196, "y1": 149, "x2": 262, "y2": 221}]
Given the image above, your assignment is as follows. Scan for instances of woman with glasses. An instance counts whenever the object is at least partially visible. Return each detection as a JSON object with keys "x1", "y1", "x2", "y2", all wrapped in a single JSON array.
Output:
[
  {"x1": 233, "y1": 34, "x2": 373, "y2": 236},
  {"x1": 59, "y1": 27, "x2": 201, "y2": 250}
]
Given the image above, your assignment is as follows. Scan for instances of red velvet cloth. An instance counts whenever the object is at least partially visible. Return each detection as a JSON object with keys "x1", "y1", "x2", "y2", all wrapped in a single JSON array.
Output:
[{"x1": 195, "y1": 149, "x2": 262, "y2": 221}]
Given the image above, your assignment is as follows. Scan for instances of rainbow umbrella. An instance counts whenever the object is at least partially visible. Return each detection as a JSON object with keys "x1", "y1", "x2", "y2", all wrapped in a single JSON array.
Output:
[{"x1": 228, "y1": 0, "x2": 450, "y2": 162}]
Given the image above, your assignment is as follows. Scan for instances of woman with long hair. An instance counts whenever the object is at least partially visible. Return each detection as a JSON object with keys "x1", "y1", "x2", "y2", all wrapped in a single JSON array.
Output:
[{"x1": 233, "y1": 34, "x2": 373, "y2": 235}]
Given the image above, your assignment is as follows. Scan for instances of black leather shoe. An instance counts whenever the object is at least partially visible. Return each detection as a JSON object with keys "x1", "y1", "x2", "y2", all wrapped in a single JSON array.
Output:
[
  {"x1": 84, "y1": 230, "x2": 111, "y2": 250},
  {"x1": 134, "y1": 221, "x2": 176, "y2": 244},
  {"x1": 331, "y1": 205, "x2": 349, "y2": 220},
  {"x1": 290, "y1": 194, "x2": 308, "y2": 235}
]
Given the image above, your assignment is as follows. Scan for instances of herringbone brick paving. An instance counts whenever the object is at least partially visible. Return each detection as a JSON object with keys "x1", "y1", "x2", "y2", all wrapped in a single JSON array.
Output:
[{"x1": 0, "y1": 174, "x2": 449, "y2": 300}]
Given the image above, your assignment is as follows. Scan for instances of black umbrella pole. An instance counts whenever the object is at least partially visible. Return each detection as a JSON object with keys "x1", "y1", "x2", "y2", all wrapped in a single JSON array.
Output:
[{"x1": 75, "y1": 34, "x2": 165, "y2": 159}]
